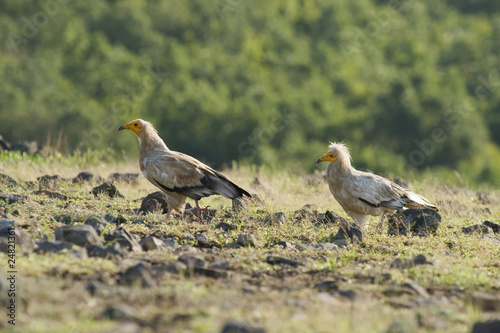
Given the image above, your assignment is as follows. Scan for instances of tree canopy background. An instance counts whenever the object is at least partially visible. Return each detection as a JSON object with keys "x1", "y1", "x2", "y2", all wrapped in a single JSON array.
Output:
[{"x1": 1, "y1": 0, "x2": 499, "y2": 184}]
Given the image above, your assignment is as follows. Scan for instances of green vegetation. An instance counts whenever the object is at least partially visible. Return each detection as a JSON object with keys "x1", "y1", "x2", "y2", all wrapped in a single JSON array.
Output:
[{"x1": 1, "y1": 0, "x2": 500, "y2": 183}]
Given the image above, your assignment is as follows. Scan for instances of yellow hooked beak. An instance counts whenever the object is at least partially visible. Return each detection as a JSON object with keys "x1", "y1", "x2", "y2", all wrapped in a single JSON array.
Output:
[
  {"x1": 316, "y1": 152, "x2": 337, "y2": 165},
  {"x1": 118, "y1": 120, "x2": 142, "y2": 137}
]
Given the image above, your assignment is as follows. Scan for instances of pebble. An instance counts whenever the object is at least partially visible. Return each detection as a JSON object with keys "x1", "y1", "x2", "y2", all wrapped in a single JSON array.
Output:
[
  {"x1": 86, "y1": 244, "x2": 127, "y2": 259},
  {"x1": 119, "y1": 263, "x2": 157, "y2": 288},
  {"x1": 470, "y1": 292, "x2": 500, "y2": 312},
  {"x1": 104, "y1": 228, "x2": 141, "y2": 252},
  {"x1": 387, "y1": 208, "x2": 441, "y2": 236},
  {"x1": 139, "y1": 191, "x2": 169, "y2": 214},
  {"x1": 237, "y1": 233, "x2": 257, "y2": 247},
  {"x1": 462, "y1": 224, "x2": 493, "y2": 235},
  {"x1": 91, "y1": 182, "x2": 123, "y2": 198},
  {"x1": 139, "y1": 236, "x2": 166, "y2": 251},
  {"x1": 55, "y1": 225, "x2": 102, "y2": 247},
  {"x1": 263, "y1": 212, "x2": 286, "y2": 224},
  {"x1": 72, "y1": 171, "x2": 96, "y2": 183},
  {"x1": 0, "y1": 193, "x2": 28, "y2": 204},
  {"x1": 266, "y1": 256, "x2": 301, "y2": 267},
  {"x1": 471, "y1": 320, "x2": 500, "y2": 333},
  {"x1": 84, "y1": 215, "x2": 108, "y2": 234},
  {"x1": 221, "y1": 320, "x2": 266, "y2": 333}
]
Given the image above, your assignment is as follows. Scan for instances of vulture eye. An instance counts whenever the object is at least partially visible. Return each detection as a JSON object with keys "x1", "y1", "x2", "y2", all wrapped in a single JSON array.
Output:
[{"x1": 134, "y1": 123, "x2": 137, "y2": 126}]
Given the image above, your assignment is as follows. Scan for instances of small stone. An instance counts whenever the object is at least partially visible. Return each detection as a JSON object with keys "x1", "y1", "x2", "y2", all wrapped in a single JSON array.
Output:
[
  {"x1": 221, "y1": 320, "x2": 266, "y2": 333},
  {"x1": 139, "y1": 191, "x2": 169, "y2": 214},
  {"x1": 54, "y1": 214, "x2": 74, "y2": 224},
  {"x1": 315, "y1": 243, "x2": 339, "y2": 251},
  {"x1": 37, "y1": 175, "x2": 62, "y2": 190},
  {"x1": 462, "y1": 224, "x2": 493, "y2": 235},
  {"x1": 237, "y1": 233, "x2": 257, "y2": 247},
  {"x1": 391, "y1": 254, "x2": 428, "y2": 269},
  {"x1": 0, "y1": 219, "x2": 15, "y2": 228},
  {"x1": 84, "y1": 215, "x2": 108, "y2": 234},
  {"x1": 470, "y1": 292, "x2": 500, "y2": 312},
  {"x1": 323, "y1": 210, "x2": 350, "y2": 225},
  {"x1": 314, "y1": 280, "x2": 338, "y2": 292},
  {"x1": 86, "y1": 244, "x2": 127, "y2": 259},
  {"x1": 471, "y1": 320, "x2": 500, "y2": 333},
  {"x1": 0, "y1": 227, "x2": 32, "y2": 252},
  {"x1": 371, "y1": 273, "x2": 392, "y2": 284},
  {"x1": 163, "y1": 238, "x2": 176, "y2": 248},
  {"x1": 139, "y1": 236, "x2": 166, "y2": 251},
  {"x1": 338, "y1": 289, "x2": 356, "y2": 300},
  {"x1": 333, "y1": 239, "x2": 349, "y2": 247},
  {"x1": 263, "y1": 212, "x2": 286, "y2": 224},
  {"x1": 270, "y1": 241, "x2": 295, "y2": 249},
  {"x1": 33, "y1": 190, "x2": 68, "y2": 200},
  {"x1": 0, "y1": 193, "x2": 28, "y2": 204},
  {"x1": 266, "y1": 256, "x2": 301, "y2": 267},
  {"x1": 0, "y1": 173, "x2": 17, "y2": 187},
  {"x1": 413, "y1": 254, "x2": 427, "y2": 265},
  {"x1": 55, "y1": 225, "x2": 102, "y2": 247},
  {"x1": 481, "y1": 236, "x2": 500, "y2": 244},
  {"x1": 119, "y1": 263, "x2": 156, "y2": 288},
  {"x1": 334, "y1": 219, "x2": 363, "y2": 244},
  {"x1": 10, "y1": 140, "x2": 39, "y2": 155},
  {"x1": 91, "y1": 182, "x2": 123, "y2": 198},
  {"x1": 388, "y1": 209, "x2": 441, "y2": 236},
  {"x1": 483, "y1": 221, "x2": 500, "y2": 234},
  {"x1": 109, "y1": 173, "x2": 139, "y2": 184},
  {"x1": 104, "y1": 227, "x2": 141, "y2": 252},
  {"x1": 215, "y1": 222, "x2": 236, "y2": 231},
  {"x1": 178, "y1": 255, "x2": 205, "y2": 269},
  {"x1": 73, "y1": 171, "x2": 95, "y2": 183},
  {"x1": 100, "y1": 305, "x2": 135, "y2": 321},
  {"x1": 194, "y1": 267, "x2": 230, "y2": 279},
  {"x1": 194, "y1": 233, "x2": 210, "y2": 247},
  {"x1": 34, "y1": 241, "x2": 75, "y2": 254},
  {"x1": 402, "y1": 282, "x2": 429, "y2": 298},
  {"x1": 385, "y1": 320, "x2": 414, "y2": 332}
]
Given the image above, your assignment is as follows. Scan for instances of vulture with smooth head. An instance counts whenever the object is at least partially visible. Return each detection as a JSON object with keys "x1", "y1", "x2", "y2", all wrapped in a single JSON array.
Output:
[
  {"x1": 316, "y1": 142, "x2": 438, "y2": 230},
  {"x1": 119, "y1": 119, "x2": 251, "y2": 219}
]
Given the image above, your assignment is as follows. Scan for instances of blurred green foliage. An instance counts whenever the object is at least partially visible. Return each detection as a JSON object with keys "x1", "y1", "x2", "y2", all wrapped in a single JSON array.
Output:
[{"x1": 1, "y1": 0, "x2": 499, "y2": 184}]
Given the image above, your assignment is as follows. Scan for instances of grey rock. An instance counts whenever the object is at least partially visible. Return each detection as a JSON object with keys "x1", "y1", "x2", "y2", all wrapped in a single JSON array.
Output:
[
  {"x1": 104, "y1": 227, "x2": 141, "y2": 252},
  {"x1": 194, "y1": 267, "x2": 230, "y2": 279},
  {"x1": 37, "y1": 175, "x2": 62, "y2": 191},
  {"x1": 481, "y1": 236, "x2": 500, "y2": 244},
  {"x1": 470, "y1": 292, "x2": 500, "y2": 312},
  {"x1": 385, "y1": 320, "x2": 414, "y2": 333},
  {"x1": 333, "y1": 239, "x2": 349, "y2": 247},
  {"x1": 215, "y1": 222, "x2": 236, "y2": 231},
  {"x1": 0, "y1": 193, "x2": 28, "y2": 204},
  {"x1": 86, "y1": 244, "x2": 127, "y2": 259},
  {"x1": 0, "y1": 227, "x2": 32, "y2": 252},
  {"x1": 338, "y1": 289, "x2": 356, "y2": 300},
  {"x1": 270, "y1": 241, "x2": 295, "y2": 249},
  {"x1": 91, "y1": 182, "x2": 123, "y2": 198},
  {"x1": 163, "y1": 238, "x2": 176, "y2": 248},
  {"x1": 84, "y1": 215, "x2": 108, "y2": 234},
  {"x1": 194, "y1": 233, "x2": 210, "y2": 247},
  {"x1": 33, "y1": 190, "x2": 67, "y2": 200},
  {"x1": 371, "y1": 273, "x2": 392, "y2": 284},
  {"x1": 402, "y1": 282, "x2": 429, "y2": 298},
  {"x1": 55, "y1": 225, "x2": 102, "y2": 246},
  {"x1": 334, "y1": 219, "x2": 363, "y2": 244},
  {"x1": 483, "y1": 221, "x2": 500, "y2": 234},
  {"x1": 109, "y1": 173, "x2": 139, "y2": 184},
  {"x1": 315, "y1": 243, "x2": 339, "y2": 251},
  {"x1": 221, "y1": 320, "x2": 266, "y2": 333},
  {"x1": 314, "y1": 280, "x2": 338, "y2": 292},
  {"x1": 73, "y1": 171, "x2": 95, "y2": 183},
  {"x1": 388, "y1": 209, "x2": 441, "y2": 236},
  {"x1": 0, "y1": 219, "x2": 15, "y2": 228},
  {"x1": 263, "y1": 212, "x2": 286, "y2": 224},
  {"x1": 463, "y1": 224, "x2": 494, "y2": 235},
  {"x1": 323, "y1": 210, "x2": 350, "y2": 225},
  {"x1": 155, "y1": 262, "x2": 187, "y2": 275},
  {"x1": 178, "y1": 255, "x2": 205, "y2": 269},
  {"x1": 54, "y1": 214, "x2": 75, "y2": 224},
  {"x1": 237, "y1": 233, "x2": 257, "y2": 247},
  {"x1": 100, "y1": 305, "x2": 135, "y2": 321},
  {"x1": 390, "y1": 254, "x2": 428, "y2": 270},
  {"x1": 10, "y1": 140, "x2": 39, "y2": 155},
  {"x1": 139, "y1": 191, "x2": 169, "y2": 214},
  {"x1": 35, "y1": 241, "x2": 75, "y2": 254},
  {"x1": 140, "y1": 236, "x2": 166, "y2": 251},
  {"x1": 0, "y1": 173, "x2": 17, "y2": 187},
  {"x1": 266, "y1": 256, "x2": 301, "y2": 267},
  {"x1": 225, "y1": 242, "x2": 242, "y2": 249},
  {"x1": 119, "y1": 263, "x2": 156, "y2": 288},
  {"x1": 471, "y1": 320, "x2": 500, "y2": 333}
]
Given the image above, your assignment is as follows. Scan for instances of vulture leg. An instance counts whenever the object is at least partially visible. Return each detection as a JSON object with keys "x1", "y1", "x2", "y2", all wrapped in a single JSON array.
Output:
[
  {"x1": 165, "y1": 208, "x2": 173, "y2": 220},
  {"x1": 377, "y1": 212, "x2": 387, "y2": 230},
  {"x1": 195, "y1": 200, "x2": 209, "y2": 219}
]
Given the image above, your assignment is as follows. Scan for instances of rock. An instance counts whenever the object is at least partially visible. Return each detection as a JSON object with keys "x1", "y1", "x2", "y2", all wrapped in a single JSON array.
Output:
[
  {"x1": 0, "y1": 193, "x2": 28, "y2": 204},
  {"x1": 139, "y1": 191, "x2": 170, "y2": 214},
  {"x1": 266, "y1": 256, "x2": 301, "y2": 267},
  {"x1": 37, "y1": 175, "x2": 62, "y2": 191},
  {"x1": 84, "y1": 215, "x2": 108, "y2": 234},
  {"x1": 470, "y1": 292, "x2": 500, "y2": 312},
  {"x1": 194, "y1": 233, "x2": 210, "y2": 247},
  {"x1": 462, "y1": 224, "x2": 493, "y2": 235},
  {"x1": 371, "y1": 273, "x2": 392, "y2": 284},
  {"x1": 155, "y1": 262, "x2": 188, "y2": 275},
  {"x1": 163, "y1": 238, "x2": 176, "y2": 248},
  {"x1": 72, "y1": 171, "x2": 95, "y2": 183},
  {"x1": 338, "y1": 289, "x2": 356, "y2": 300},
  {"x1": 315, "y1": 243, "x2": 339, "y2": 251},
  {"x1": 471, "y1": 320, "x2": 500, "y2": 333},
  {"x1": 100, "y1": 305, "x2": 135, "y2": 321},
  {"x1": 333, "y1": 239, "x2": 349, "y2": 247},
  {"x1": 402, "y1": 282, "x2": 429, "y2": 298},
  {"x1": 119, "y1": 263, "x2": 156, "y2": 288},
  {"x1": 34, "y1": 241, "x2": 74, "y2": 254},
  {"x1": 0, "y1": 219, "x2": 15, "y2": 228},
  {"x1": 33, "y1": 190, "x2": 68, "y2": 200},
  {"x1": 481, "y1": 236, "x2": 500, "y2": 244},
  {"x1": 194, "y1": 267, "x2": 230, "y2": 279},
  {"x1": 139, "y1": 236, "x2": 166, "y2": 251},
  {"x1": 215, "y1": 222, "x2": 236, "y2": 231},
  {"x1": 0, "y1": 173, "x2": 16, "y2": 187},
  {"x1": 390, "y1": 254, "x2": 428, "y2": 269},
  {"x1": 178, "y1": 255, "x2": 205, "y2": 269},
  {"x1": 86, "y1": 244, "x2": 127, "y2": 259},
  {"x1": 387, "y1": 209, "x2": 441, "y2": 236},
  {"x1": 10, "y1": 140, "x2": 39, "y2": 155},
  {"x1": 263, "y1": 212, "x2": 286, "y2": 224},
  {"x1": 0, "y1": 227, "x2": 32, "y2": 252},
  {"x1": 109, "y1": 173, "x2": 139, "y2": 184},
  {"x1": 237, "y1": 233, "x2": 257, "y2": 247},
  {"x1": 55, "y1": 225, "x2": 102, "y2": 246},
  {"x1": 54, "y1": 214, "x2": 76, "y2": 224},
  {"x1": 91, "y1": 182, "x2": 123, "y2": 198},
  {"x1": 323, "y1": 210, "x2": 350, "y2": 225},
  {"x1": 314, "y1": 280, "x2": 339, "y2": 292},
  {"x1": 483, "y1": 221, "x2": 500, "y2": 234},
  {"x1": 221, "y1": 320, "x2": 266, "y2": 333},
  {"x1": 385, "y1": 320, "x2": 414, "y2": 332},
  {"x1": 104, "y1": 228, "x2": 141, "y2": 252},
  {"x1": 270, "y1": 241, "x2": 295, "y2": 249},
  {"x1": 333, "y1": 219, "x2": 363, "y2": 244}
]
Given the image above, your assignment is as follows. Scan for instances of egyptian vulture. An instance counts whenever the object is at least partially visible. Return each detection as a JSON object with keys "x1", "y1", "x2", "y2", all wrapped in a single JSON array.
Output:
[
  {"x1": 316, "y1": 142, "x2": 438, "y2": 230},
  {"x1": 119, "y1": 119, "x2": 251, "y2": 218}
]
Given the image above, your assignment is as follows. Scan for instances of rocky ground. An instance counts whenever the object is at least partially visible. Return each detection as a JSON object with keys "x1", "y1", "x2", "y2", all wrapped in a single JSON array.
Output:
[{"x1": 0, "y1": 163, "x2": 499, "y2": 333}]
